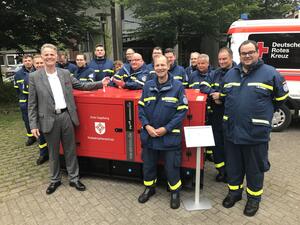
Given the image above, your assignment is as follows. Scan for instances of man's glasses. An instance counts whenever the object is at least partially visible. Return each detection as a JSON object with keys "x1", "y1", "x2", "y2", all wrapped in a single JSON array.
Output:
[{"x1": 240, "y1": 51, "x2": 257, "y2": 57}]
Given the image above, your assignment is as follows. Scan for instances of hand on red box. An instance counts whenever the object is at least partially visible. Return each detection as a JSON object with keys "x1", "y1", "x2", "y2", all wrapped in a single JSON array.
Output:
[{"x1": 112, "y1": 77, "x2": 125, "y2": 88}]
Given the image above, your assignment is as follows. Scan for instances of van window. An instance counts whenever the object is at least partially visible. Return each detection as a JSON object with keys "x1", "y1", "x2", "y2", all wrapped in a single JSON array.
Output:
[
  {"x1": 7, "y1": 55, "x2": 16, "y2": 65},
  {"x1": 249, "y1": 33, "x2": 300, "y2": 69}
]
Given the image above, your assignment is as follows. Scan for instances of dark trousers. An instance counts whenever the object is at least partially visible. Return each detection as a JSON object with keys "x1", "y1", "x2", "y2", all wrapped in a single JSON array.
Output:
[
  {"x1": 43, "y1": 111, "x2": 79, "y2": 183},
  {"x1": 212, "y1": 126, "x2": 225, "y2": 172},
  {"x1": 142, "y1": 148, "x2": 181, "y2": 191},
  {"x1": 20, "y1": 103, "x2": 32, "y2": 137},
  {"x1": 225, "y1": 140, "x2": 270, "y2": 202},
  {"x1": 38, "y1": 132, "x2": 48, "y2": 156}
]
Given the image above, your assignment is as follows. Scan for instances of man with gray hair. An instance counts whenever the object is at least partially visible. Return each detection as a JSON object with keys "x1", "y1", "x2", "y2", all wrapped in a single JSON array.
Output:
[
  {"x1": 28, "y1": 43, "x2": 110, "y2": 195},
  {"x1": 188, "y1": 54, "x2": 211, "y2": 89}
]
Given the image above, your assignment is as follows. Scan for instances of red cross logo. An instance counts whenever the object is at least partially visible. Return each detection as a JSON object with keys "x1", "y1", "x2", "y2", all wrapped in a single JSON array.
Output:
[{"x1": 257, "y1": 42, "x2": 269, "y2": 58}]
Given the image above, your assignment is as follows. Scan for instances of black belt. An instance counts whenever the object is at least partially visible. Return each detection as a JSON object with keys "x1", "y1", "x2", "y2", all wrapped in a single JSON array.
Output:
[{"x1": 55, "y1": 108, "x2": 67, "y2": 114}]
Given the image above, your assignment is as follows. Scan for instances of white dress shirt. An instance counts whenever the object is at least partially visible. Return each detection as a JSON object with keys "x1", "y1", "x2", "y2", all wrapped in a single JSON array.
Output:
[{"x1": 46, "y1": 70, "x2": 67, "y2": 110}]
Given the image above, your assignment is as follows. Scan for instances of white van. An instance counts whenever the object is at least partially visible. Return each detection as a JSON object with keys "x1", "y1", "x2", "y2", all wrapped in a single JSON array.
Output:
[{"x1": 228, "y1": 19, "x2": 300, "y2": 131}]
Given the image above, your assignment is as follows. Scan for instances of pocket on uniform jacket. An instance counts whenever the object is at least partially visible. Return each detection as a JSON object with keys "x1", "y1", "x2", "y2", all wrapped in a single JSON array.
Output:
[
  {"x1": 254, "y1": 88, "x2": 271, "y2": 97},
  {"x1": 163, "y1": 133, "x2": 181, "y2": 148},
  {"x1": 174, "y1": 151, "x2": 182, "y2": 168},
  {"x1": 140, "y1": 128, "x2": 149, "y2": 145},
  {"x1": 250, "y1": 119, "x2": 271, "y2": 139}
]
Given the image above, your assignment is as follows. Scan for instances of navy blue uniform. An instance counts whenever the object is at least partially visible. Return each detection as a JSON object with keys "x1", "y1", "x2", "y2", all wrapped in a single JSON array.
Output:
[
  {"x1": 146, "y1": 63, "x2": 156, "y2": 76},
  {"x1": 221, "y1": 60, "x2": 289, "y2": 201},
  {"x1": 74, "y1": 66, "x2": 95, "y2": 82},
  {"x1": 14, "y1": 66, "x2": 35, "y2": 138},
  {"x1": 88, "y1": 58, "x2": 114, "y2": 81},
  {"x1": 14, "y1": 66, "x2": 48, "y2": 156},
  {"x1": 114, "y1": 63, "x2": 152, "y2": 90},
  {"x1": 169, "y1": 63, "x2": 188, "y2": 88},
  {"x1": 138, "y1": 74, "x2": 188, "y2": 191},
  {"x1": 199, "y1": 66, "x2": 234, "y2": 175},
  {"x1": 185, "y1": 65, "x2": 197, "y2": 80},
  {"x1": 188, "y1": 69, "x2": 211, "y2": 89},
  {"x1": 57, "y1": 62, "x2": 77, "y2": 75}
]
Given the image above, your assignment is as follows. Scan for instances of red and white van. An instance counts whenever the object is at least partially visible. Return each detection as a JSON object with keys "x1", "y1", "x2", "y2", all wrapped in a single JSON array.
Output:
[{"x1": 228, "y1": 19, "x2": 300, "y2": 131}]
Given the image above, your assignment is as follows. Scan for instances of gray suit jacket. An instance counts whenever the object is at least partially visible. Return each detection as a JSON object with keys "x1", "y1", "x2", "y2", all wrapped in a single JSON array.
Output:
[{"x1": 28, "y1": 68, "x2": 103, "y2": 133}]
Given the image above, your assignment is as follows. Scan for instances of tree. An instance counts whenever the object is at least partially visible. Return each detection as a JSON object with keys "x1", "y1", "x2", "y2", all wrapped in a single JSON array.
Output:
[
  {"x1": 0, "y1": 0, "x2": 110, "y2": 85},
  {"x1": 0, "y1": 0, "x2": 111, "y2": 51},
  {"x1": 122, "y1": 0, "x2": 295, "y2": 48}
]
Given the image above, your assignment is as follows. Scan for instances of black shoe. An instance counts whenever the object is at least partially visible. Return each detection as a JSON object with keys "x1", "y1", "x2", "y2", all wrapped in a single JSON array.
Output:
[
  {"x1": 222, "y1": 194, "x2": 242, "y2": 208},
  {"x1": 138, "y1": 187, "x2": 156, "y2": 203},
  {"x1": 25, "y1": 137, "x2": 36, "y2": 146},
  {"x1": 170, "y1": 192, "x2": 180, "y2": 209},
  {"x1": 69, "y1": 180, "x2": 86, "y2": 191},
  {"x1": 244, "y1": 199, "x2": 260, "y2": 217},
  {"x1": 36, "y1": 155, "x2": 49, "y2": 165},
  {"x1": 46, "y1": 181, "x2": 61, "y2": 195},
  {"x1": 216, "y1": 172, "x2": 227, "y2": 183}
]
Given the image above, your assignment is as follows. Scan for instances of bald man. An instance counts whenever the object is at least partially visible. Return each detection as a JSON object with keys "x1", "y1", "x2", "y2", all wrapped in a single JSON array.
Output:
[{"x1": 112, "y1": 53, "x2": 152, "y2": 90}]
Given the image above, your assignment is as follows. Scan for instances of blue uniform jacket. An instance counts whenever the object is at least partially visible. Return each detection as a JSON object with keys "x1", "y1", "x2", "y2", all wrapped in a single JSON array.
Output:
[
  {"x1": 185, "y1": 65, "x2": 197, "y2": 80},
  {"x1": 189, "y1": 69, "x2": 212, "y2": 89},
  {"x1": 74, "y1": 66, "x2": 96, "y2": 82},
  {"x1": 169, "y1": 63, "x2": 188, "y2": 88},
  {"x1": 57, "y1": 62, "x2": 77, "y2": 75},
  {"x1": 88, "y1": 58, "x2": 114, "y2": 81},
  {"x1": 114, "y1": 63, "x2": 152, "y2": 90},
  {"x1": 14, "y1": 66, "x2": 35, "y2": 104},
  {"x1": 221, "y1": 60, "x2": 289, "y2": 144},
  {"x1": 147, "y1": 63, "x2": 155, "y2": 76},
  {"x1": 138, "y1": 74, "x2": 188, "y2": 151}
]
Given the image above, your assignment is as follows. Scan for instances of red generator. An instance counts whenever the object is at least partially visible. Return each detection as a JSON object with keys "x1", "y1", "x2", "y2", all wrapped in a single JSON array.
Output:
[{"x1": 60, "y1": 87, "x2": 207, "y2": 187}]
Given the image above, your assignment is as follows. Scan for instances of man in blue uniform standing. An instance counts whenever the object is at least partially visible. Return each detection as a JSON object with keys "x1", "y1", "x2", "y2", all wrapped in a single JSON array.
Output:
[
  {"x1": 189, "y1": 54, "x2": 211, "y2": 89},
  {"x1": 164, "y1": 48, "x2": 188, "y2": 88},
  {"x1": 147, "y1": 46, "x2": 163, "y2": 75},
  {"x1": 74, "y1": 53, "x2": 95, "y2": 82},
  {"x1": 185, "y1": 52, "x2": 200, "y2": 80},
  {"x1": 112, "y1": 53, "x2": 151, "y2": 90},
  {"x1": 57, "y1": 51, "x2": 77, "y2": 75},
  {"x1": 32, "y1": 54, "x2": 49, "y2": 165},
  {"x1": 14, "y1": 54, "x2": 36, "y2": 146},
  {"x1": 220, "y1": 40, "x2": 289, "y2": 216},
  {"x1": 88, "y1": 44, "x2": 114, "y2": 81},
  {"x1": 138, "y1": 55, "x2": 188, "y2": 209},
  {"x1": 199, "y1": 47, "x2": 235, "y2": 182}
]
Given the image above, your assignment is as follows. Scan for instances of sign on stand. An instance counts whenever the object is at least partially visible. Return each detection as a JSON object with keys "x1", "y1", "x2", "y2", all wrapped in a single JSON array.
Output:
[{"x1": 183, "y1": 126, "x2": 215, "y2": 211}]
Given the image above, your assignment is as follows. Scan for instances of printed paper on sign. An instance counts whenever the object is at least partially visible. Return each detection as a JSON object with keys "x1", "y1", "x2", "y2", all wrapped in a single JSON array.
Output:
[{"x1": 95, "y1": 122, "x2": 106, "y2": 135}]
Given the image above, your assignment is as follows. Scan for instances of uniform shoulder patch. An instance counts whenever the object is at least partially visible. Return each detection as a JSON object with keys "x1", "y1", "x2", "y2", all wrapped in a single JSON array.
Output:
[{"x1": 283, "y1": 83, "x2": 289, "y2": 92}]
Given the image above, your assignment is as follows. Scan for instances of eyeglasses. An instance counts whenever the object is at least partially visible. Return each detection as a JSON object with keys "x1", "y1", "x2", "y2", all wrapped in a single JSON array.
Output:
[{"x1": 240, "y1": 51, "x2": 257, "y2": 57}]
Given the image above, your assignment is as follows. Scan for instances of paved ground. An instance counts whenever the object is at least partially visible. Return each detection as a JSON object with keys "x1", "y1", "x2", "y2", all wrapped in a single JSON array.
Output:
[{"x1": 0, "y1": 108, "x2": 300, "y2": 225}]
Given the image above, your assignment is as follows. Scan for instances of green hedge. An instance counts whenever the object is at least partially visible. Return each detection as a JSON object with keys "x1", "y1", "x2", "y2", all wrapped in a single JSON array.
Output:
[{"x1": 0, "y1": 82, "x2": 18, "y2": 104}]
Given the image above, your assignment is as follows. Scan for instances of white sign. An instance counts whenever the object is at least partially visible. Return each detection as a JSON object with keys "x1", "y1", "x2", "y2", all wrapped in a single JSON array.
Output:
[{"x1": 184, "y1": 126, "x2": 215, "y2": 148}]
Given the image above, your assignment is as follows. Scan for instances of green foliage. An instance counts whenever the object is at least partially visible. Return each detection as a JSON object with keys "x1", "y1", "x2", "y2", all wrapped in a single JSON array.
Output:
[
  {"x1": 0, "y1": 0, "x2": 110, "y2": 51},
  {"x1": 0, "y1": 81, "x2": 18, "y2": 105},
  {"x1": 122, "y1": 0, "x2": 295, "y2": 47}
]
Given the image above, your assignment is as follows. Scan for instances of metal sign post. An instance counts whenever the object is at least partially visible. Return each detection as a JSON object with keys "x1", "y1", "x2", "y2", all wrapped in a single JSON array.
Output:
[{"x1": 182, "y1": 126, "x2": 214, "y2": 211}]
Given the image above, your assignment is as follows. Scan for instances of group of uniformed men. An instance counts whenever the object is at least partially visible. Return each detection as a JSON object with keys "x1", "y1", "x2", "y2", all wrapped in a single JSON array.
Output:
[{"x1": 14, "y1": 40, "x2": 288, "y2": 216}]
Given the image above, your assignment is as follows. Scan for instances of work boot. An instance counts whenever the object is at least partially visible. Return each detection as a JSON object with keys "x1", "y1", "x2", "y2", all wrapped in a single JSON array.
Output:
[
  {"x1": 170, "y1": 191, "x2": 180, "y2": 209},
  {"x1": 244, "y1": 199, "x2": 260, "y2": 217},
  {"x1": 222, "y1": 194, "x2": 242, "y2": 208},
  {"x1": 138, "y1": 187, "x2": 155, "y2": 203},
  {"x1": 25, "y1": 137, "x2": 36, "y2": 146},
  {"x1": 36, "y1": 155, "x2": 49, "y2": 165},
  {"x1": 216, "y1": 170, "x2": 227, "y2": 183}
]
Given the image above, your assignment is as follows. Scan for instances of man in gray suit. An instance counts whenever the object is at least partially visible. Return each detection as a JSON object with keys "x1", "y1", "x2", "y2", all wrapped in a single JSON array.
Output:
[{"x1": 28, "y1": 43, "x2": 110, "y2": 195}]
